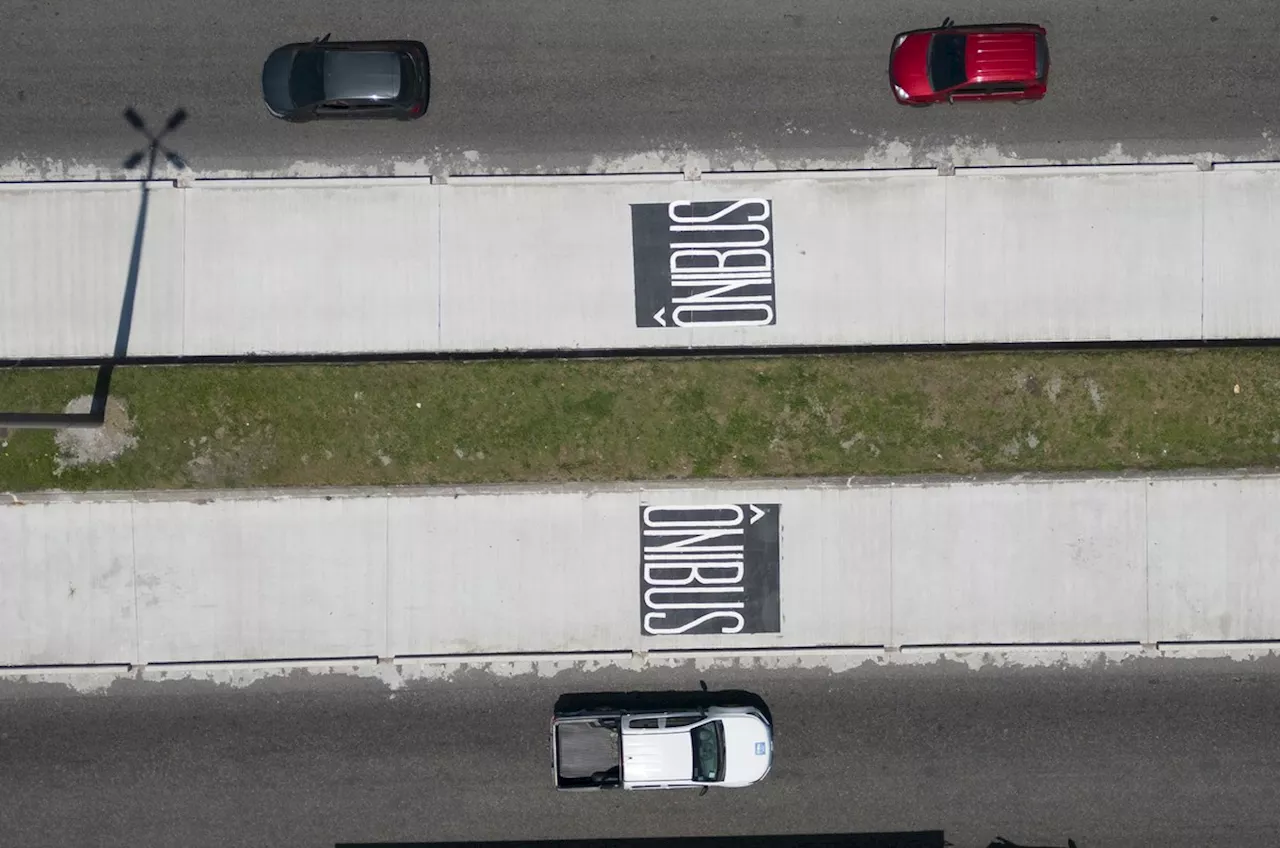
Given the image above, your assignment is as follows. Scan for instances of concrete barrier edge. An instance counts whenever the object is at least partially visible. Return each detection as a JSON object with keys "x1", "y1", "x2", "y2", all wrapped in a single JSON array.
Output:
[
  {"x1": 3, "y1": 642, "x2": 1278, "y2": 688},
  {"x1": 4, "y1": 158, "x2": 1280, "y2": 191}
]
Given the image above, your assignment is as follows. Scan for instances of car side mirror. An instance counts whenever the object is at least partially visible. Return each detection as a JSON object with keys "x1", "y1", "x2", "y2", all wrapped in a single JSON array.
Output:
[
  {"x1": 947, "y1": 93, "x2": 956, "y2": 104},
  {"x1": 699, "y1": 786, "x2": 709, "y2": 797}
]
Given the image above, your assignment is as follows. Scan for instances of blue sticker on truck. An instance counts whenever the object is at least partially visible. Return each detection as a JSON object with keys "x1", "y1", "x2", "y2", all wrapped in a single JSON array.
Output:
[{"x1": 755, "y1": 742, "x2": 767, "y2": 755}]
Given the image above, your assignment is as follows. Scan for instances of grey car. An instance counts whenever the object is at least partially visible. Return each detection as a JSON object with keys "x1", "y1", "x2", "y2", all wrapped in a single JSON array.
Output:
[{"x1": 261, "y1": 35, "x2": 430, "y2": 122}]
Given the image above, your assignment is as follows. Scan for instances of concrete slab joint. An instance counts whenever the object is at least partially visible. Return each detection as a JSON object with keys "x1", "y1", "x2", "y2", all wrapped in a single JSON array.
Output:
[{"x1": 682, "y1": 162, "x2": 702, "y2": 181}]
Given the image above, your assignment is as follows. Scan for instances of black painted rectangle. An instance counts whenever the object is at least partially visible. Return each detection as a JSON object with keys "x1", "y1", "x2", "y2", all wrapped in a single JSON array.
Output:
[
  {"x1": 639, "y1": 503, "x2": 781, "y2": 636},
  {"x1": 631, "y1": 199, "x2": 777, "y2": 329}
]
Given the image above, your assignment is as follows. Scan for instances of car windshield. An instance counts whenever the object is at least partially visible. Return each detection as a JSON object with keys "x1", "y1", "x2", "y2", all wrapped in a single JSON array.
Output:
[
  {"x1": 288, "y1": 50, "x2": 326, "y2": 108},
  {"x1": 927, "y1": 33, "x2": 968, "y2": 91},
  {"x1": 691, "y1": 721, "x2": 725, "y2": 783}
]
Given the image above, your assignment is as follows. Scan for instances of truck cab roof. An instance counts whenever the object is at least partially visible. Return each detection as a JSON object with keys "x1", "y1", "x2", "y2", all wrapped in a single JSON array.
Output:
[{"x1": 623, "y1": 729, "x2": 697, "y2": 784}]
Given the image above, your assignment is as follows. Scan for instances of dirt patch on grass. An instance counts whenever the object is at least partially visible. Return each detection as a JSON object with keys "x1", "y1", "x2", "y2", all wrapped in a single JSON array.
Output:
[
  {"x1": 52, "y1": 396, "x2": 139, "y2": 476},
  {"x1": 184, "y1": 428, "x2": 278, "y2": 488}
]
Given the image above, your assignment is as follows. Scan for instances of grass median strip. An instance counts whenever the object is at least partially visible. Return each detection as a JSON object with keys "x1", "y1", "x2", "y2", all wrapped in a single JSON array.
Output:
[{"x1": 1, "y1": 349, "x2": 1278, "y2": 492}]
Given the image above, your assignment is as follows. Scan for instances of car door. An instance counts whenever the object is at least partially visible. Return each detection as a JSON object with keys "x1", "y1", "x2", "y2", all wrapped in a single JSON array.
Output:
[
  {"x1": 315, "y1": 99, "x2": 397, "y2": 119},
  {"x1": 947, "y1": 81, "x2": 1029, "y2": 103},
  {"x1": 661, "y1": 714, "x2": 703, "y2": 731}
]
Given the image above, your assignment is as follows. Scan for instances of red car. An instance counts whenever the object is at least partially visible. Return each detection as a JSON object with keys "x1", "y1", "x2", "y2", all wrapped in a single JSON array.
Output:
[{"x1": 889, "y1": 18, "x2": 1049, "y2": 106}]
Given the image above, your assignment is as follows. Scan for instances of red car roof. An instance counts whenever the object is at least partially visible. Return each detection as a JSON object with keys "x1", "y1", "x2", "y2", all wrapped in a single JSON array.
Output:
[{"x1": 964, "y1": 31, "x2": 1041, "y2": 84}]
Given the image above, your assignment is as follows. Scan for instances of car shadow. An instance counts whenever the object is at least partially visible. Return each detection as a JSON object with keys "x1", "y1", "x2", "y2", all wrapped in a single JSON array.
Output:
[
  {"x1": 336, "y1": 833, "x2": 950, "y2": 848},
  {"x1": 554, "y1": 681, "x2": 773, "y2": 726}
]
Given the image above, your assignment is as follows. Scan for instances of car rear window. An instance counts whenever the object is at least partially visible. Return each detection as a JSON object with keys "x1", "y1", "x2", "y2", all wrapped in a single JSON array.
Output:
[
  {"x1": 927, "y1": 33, "x2": 967, "y2": 91},
  {"x1": 399, "y1": 54, "x2": 419, "y2": 101}
]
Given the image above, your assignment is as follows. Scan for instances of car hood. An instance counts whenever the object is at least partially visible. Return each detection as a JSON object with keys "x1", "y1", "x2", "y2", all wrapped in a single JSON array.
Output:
[
  {"x1": 889, "y1": 32, "x2": 932, "y2": 96},
  {"x1": 720, "y1": 712, "x2": 773, "y2": 786},
  {"x1": 261, "y1": 46, "x2": 298, "y2": 113},
  {"x1": 323, "y1": 51, "x2": 402, "y2": 101}
]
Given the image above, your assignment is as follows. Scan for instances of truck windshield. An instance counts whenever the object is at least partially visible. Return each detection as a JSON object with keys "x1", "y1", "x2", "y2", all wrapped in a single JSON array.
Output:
[{"x1": 691, "y1": 721, "x2": 725, "y2": 783}]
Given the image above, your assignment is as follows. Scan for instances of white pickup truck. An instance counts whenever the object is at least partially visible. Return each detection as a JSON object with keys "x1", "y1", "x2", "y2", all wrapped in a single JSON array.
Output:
[{"x1": 551, "y1": 704, "x2": 773, "y2": 791}]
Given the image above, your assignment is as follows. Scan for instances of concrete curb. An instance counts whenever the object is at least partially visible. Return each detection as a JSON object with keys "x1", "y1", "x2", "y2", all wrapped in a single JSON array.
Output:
[
  {"x1": 4, "y1": 642, "x2": 1279, "y2": 684},
  {"x1": 2, "y1": 158, "x2": 1279, "y2": 190},
  {"x1": 8, "y1": 466, "x2": 1280, "y2": 507}
]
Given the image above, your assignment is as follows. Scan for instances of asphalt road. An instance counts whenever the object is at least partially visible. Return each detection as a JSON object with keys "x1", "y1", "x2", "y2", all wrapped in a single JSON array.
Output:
[
  {"x1": 1, "y1": 0, "x2": 1278, "y2": 179},
  {"x1": 2, "y1": 659, "x2": 1279, "y2": 848}
]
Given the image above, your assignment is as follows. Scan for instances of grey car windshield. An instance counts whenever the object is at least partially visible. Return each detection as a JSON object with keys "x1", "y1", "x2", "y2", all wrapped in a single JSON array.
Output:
[
  {"x1": 927, "y1": 33, "x2": 967, "y2": 91},
  {"x1": 691, "y1": 721, "x2": 725, "y2": 783}
]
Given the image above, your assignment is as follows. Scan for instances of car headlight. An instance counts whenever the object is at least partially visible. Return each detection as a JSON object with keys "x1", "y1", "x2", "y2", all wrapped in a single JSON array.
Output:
[
  {"x1": 893, "y1": 34, "x2": 907, "y2": 50},
  {"x1": 893, "y1": 84, "x2": 910, "y2": 101}
]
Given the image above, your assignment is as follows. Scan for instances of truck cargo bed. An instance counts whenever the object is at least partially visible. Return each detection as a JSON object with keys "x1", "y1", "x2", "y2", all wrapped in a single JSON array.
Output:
[{"x1": 554, "y1": 718, "x2": 621, "y2": 788}]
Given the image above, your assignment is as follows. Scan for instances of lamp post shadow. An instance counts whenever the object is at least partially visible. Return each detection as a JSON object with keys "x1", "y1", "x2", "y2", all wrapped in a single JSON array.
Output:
[{"x1": 0, "y1": 106, "x2": 188, "y2": 431}]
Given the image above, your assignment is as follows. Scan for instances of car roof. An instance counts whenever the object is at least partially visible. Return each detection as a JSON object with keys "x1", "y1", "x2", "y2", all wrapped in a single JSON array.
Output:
[
  {"x1": 323, "y1": 50, "x2": 402, "y2": 101},
  {"x1": 623, "y1": 731, "x2": 691, "y2": 784},
  {"x1": 964, "y1": 30, "x2": 1041, "y2": 83}
]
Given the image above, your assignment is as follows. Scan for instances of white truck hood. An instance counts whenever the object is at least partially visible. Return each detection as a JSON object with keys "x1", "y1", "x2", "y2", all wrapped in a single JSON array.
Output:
[{"x1": 719, "y1": 711, "x2": 773, "y2": 786}]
